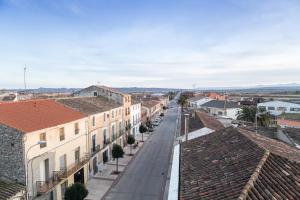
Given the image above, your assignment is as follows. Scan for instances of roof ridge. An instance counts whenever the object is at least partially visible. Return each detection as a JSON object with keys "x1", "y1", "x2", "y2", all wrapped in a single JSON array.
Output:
[{"x1": 238, "y1": 150, "x2": 270, "y2": 200}]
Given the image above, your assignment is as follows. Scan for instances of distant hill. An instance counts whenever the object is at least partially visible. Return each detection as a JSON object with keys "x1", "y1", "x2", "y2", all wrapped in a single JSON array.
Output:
[{"x1": 4, "y1": 83, "x2": 300, "y2": 94}]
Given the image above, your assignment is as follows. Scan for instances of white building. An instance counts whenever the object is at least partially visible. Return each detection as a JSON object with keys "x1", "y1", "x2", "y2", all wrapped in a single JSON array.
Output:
[
  {"x1": 200, "y1": 100, "x2": 241, "y2": 120},
  {"x1": 130, "y1": 102, "x2": 141, "y2": 137},
  {"x1": 257, "y1": 101, "x2": 300, "y2": 116},
  {"x1": 188, "y1": 97, "x2": 213, "y2": 108}
]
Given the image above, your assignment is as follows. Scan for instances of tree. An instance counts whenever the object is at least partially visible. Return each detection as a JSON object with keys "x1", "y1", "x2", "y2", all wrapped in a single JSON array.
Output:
[
  {"x1": 112, "y1": 144, "x2": 124, "y2": 173},
  {"x1": 177, "y1": 94, "x2": 188, "y2": 112},
  {"x1": 258, "y1": 112, "x2": 273, "y2": 127},
  {"x1": 237, "y1": 106, "x2": 256, "y2": 122},
  {"x1": 139, "y1": 124, "x2": 148, "y2": 142},
  {"x1": 64, "y1": 183, "x2": 88, "y2": 200},
  {"x1": 127, "y1": 134, "x2": 135, "y2": 156}
]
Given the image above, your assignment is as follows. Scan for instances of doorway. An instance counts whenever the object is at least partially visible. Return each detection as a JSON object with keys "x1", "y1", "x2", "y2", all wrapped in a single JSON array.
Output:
[
  {"x1": 74, "y1": 168, "x2": 84, "y2": 184},
  {"x1": 103, "y1": 150, "x2": 108, "y2": 163},
  {"x1": 93, "y1": 157, "x2": 98, "y2": 175}
]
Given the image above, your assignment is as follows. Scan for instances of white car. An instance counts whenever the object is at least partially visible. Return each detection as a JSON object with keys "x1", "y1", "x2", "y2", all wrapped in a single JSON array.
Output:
[{"x1": 152, "y1": 121, "x2": 160, "y2": 126}]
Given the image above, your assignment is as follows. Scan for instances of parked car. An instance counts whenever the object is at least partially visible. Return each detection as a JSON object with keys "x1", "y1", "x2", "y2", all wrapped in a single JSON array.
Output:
[
  {"x1": 152, "y1": 121, "x2": 160, "y2": 126},
  {"x1": 148, "y1": 127, "x2": 154, "y2": 132},
  {"x1": 160, "y1": 113, "x2": 165, "y2": 117}
]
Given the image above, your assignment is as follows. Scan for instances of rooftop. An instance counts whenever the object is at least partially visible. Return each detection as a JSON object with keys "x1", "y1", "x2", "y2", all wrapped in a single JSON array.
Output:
[
  {"x1": 141, "y1": 100, "x2": 161, "y2": 108},
  {"x1": 0, "y1": 180, "x2": 25, "y2": 200},
  {"x1": 77, "y1": 85, "x2": 128, "y2": 96},
  {"x1": 56, "y1": 96, "x2": 122, "y2": 115},
  {"x1": 201, "y1": 100, "x2": 240, "y2": 109},
  {"x1": 0, "y1": 100, "x2": 84, "y2": 133},
  {"x1": 180, "y1": 127, "x2": 300, "y2": 200},
  {"x1": 196, "y1": 111, "x2": 224, "y2": 131}
]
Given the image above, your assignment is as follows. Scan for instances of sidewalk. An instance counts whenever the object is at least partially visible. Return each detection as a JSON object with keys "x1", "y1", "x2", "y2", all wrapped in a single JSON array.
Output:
[{"x1": 85, "y1": 133, "x2": 151, "y2": 200}]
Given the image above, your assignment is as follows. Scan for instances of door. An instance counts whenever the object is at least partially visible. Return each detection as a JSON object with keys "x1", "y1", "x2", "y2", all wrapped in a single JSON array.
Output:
[
  {"x1": 59, "y1": 155, "x2": 67, "y2": 171},
  {"x1": 74, "y1": 168, "x2": 84, "y2": 184},
  {"x1": 44, "y1": 159, "x2": 50, "y2": 182},
  {"x1": 92, "y1": 135, "x2": 96, "y2": 152},
  {"x1": 103, "y1": 150, "x2": 108, "y2": 163},
  {"x1": 93, "y1": 157, "x2": 98, "y2": 174}
]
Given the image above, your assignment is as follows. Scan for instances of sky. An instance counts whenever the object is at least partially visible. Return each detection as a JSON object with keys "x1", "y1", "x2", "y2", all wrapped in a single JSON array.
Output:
[{"x1": 0, "y1": 0, "x2": 300, "y2": 89}]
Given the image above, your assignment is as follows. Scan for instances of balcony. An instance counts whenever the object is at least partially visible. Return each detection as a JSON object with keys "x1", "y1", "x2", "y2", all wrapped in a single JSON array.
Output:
[
  {"x1": 90, "y1": 145, "x2": 101, "y2": 157},
  {"x1": 103, "y1": 138, "x2": 111, "y2": 146},
  {"x1": 61, "y1": 154, "x2": 90, "y2": 178},
  {"x1": 36, "y1": 171, "x2": 65, "y2": 194}
]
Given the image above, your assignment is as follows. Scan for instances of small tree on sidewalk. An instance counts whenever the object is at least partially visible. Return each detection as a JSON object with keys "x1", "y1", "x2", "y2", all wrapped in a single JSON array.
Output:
[
  {"x1": 64, "y1": 183, "x2": 88, "y2": 200},
  {"x1": 139, "y1": 124, "x2": 147, "y2": 142},
  {"x1": 127, "y1": 134, "x2": 135, "y2": 156},
  {"x1": 112, "y1": 144, "x2": 124, "y2": 174}
]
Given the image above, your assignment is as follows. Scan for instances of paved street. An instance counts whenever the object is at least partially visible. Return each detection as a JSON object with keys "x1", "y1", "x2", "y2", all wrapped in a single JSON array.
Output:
[{"x1": 104, "y1": 101, "x2": 179, "y2": 200}]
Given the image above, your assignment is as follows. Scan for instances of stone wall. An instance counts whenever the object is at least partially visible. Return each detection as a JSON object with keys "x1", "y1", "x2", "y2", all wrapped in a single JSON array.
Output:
[{"x1": 0, "y1": 124, "x2": 26, "y2": 184}]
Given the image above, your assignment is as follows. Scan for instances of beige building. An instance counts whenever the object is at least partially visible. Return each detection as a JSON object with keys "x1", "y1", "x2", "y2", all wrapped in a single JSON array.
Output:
[
  {"x1": 142, "y1": 100, "x2": 162, "y2": 122},
  {"x1": 56, "y1": 96, "x2": 126, "y2": 176},
  {"x1": 0, "y1": 99, "x2": 89, "y2": 200},
  {"x1": 75, "y1": 85, "x2": 132, "y2": 134}
]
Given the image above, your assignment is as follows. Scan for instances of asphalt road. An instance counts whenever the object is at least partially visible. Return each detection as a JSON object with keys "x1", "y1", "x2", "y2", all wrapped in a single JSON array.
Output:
[{"x1": 104, "y1": 101, "x2": 179, "y2": 200}]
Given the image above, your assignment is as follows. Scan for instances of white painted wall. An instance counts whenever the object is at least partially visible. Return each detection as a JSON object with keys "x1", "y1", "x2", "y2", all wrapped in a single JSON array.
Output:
[
  {"x1": 130, "y1": 103, "x2": 141, "y2": 136},
  {"x1": 257, "y1": 101, "x2": 300, "y2": 115}
]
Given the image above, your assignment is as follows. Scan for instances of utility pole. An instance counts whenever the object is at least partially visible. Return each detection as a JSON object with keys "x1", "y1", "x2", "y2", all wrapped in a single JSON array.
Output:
[
  {"x1": 24, "y1": 66, "x2": 27, "y2": 90},
  {"x1": 184, "y1": 113, "x2": 190, "y2": 141},
  {"x1": 224, "y1": 92, "x2": 227, "y2": 116}
]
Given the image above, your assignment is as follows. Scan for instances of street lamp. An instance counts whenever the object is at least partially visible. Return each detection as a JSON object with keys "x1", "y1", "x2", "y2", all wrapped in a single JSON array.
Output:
[{"x1": 25, "y1": 141, "x2": 46, "y2": 200}]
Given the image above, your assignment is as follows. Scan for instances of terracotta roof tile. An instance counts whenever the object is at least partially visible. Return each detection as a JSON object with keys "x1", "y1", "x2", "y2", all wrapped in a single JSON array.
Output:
[
  {"x1": 56, "y1": 96, "x2": 122, "y2": 115},
  {"x1": 0, "y1": 100, "x2": 84, "y2": 133},
  {"x1": 196, "y1": 111, "x2": 224, "y2": 131},
  {"x1": 180, "y1": 127, "x2": 300, "y2": 200}
]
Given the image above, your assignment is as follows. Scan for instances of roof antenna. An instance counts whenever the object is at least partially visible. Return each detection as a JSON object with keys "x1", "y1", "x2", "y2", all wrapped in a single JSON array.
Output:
[{"x1": 24, "y1": 66, "x2": 27, "y2": 90}]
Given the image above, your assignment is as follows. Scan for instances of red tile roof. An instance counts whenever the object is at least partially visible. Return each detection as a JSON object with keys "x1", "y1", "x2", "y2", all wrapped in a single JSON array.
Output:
[{"x1": 0, "y1": 100, "x2": 85, "y2": 133}]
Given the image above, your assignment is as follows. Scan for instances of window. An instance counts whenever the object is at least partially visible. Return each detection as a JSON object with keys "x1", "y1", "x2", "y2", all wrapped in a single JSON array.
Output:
[
  {"x1": 258, "y1": 106, "x2": 266, "y2": 112},
  {"x1": 39, "y1": 132, "x2": 47, "y2": 148},
  {"x1": 74, "y1": 123, "x2": 79, "y2": 134},
  {"x1": 94, "y1": 92, "x2": 97, "y2": 96},
  {"x1": 112, "y1": 110, "x2": 114, "y2": 118},
  {"x1": 104, "y1": 113, "x2": 106, "y2": 122},
  {"x1": 277, "y1": 107, "x2": 287, "y2": 111},
  {"x1": 290, "y1": 107, "x2": 300, "y2": 111},
  {"x1": 75, "y1": 147, "x2": 80, "y2": 164},
  {"x1": 59, "y1": 128, "x2": 65, "y2": 141},
  {"x1": 92, "y1": 116, "x2": 96, "y2": 126},
  {"x1": 268, "y1": 106, "x2": 275, "y2": 111}
]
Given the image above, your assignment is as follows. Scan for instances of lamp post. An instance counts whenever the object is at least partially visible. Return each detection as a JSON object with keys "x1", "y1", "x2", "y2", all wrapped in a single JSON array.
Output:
[{"x1": 25, "y1": 141, "x2": 46, "y2": 200}]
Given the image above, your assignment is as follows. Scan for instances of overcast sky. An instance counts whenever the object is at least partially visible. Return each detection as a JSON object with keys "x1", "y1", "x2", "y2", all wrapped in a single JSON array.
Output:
[{"x1": 0, "y1": 0, "x2": 300, "y2": 89}]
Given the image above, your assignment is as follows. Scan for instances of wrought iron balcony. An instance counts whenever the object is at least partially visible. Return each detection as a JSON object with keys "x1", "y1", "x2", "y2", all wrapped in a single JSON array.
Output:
[
  {"x1": 103, "y1": 138, "x2": 111, "y2": 146},
  {"x1": 91, "y1": 145, "x2": 101, "y2": 157},
  {"x1": 36, "y1": 171, "x2": 64, "y2": 194},
  {"x1": 61, "y1": 154, "x2": 90, "y2": 178}
]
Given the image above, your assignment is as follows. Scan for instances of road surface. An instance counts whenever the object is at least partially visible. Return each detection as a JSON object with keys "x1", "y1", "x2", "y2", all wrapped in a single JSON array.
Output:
[{"x1": 104, "y1": 100, "x2": 179, "y2": 200}]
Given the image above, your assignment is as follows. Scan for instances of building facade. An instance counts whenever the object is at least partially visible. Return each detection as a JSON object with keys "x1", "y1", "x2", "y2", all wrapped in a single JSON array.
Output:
[
  {"x1": 257, "y1": 100, "x2": 300, "y2": 116},
  {"x1": 130, "y1": 102, "x2": 141, "y2": 136},
  {"x1": 0, "y1": 100, "x2": 89, "y2": 200}
]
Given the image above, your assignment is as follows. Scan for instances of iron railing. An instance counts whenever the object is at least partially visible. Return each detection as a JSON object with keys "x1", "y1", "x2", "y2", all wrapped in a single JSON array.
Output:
[{"x1": 36, "y1": 171, "x2": 64, "y2": 194}]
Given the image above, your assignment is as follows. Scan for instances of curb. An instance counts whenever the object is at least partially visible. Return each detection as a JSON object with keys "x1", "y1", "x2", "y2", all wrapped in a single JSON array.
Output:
[{"x1": 162, "y1": 106, "x2": 180, "y2": 200}]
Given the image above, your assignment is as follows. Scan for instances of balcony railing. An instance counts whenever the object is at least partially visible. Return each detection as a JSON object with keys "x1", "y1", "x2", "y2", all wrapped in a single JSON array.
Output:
[
  {"x1": 36, "y1": 171, "x2": 64, "y2": 194},
  {"x1": 103, "y1": 138, "x2": 110, "y2": 146},
  {"x1": 61, "y1": 154, "x2": 90, "y2": 178},
  {"x1": 91, "y1": 145, "x2": 101, "y2": 157}
]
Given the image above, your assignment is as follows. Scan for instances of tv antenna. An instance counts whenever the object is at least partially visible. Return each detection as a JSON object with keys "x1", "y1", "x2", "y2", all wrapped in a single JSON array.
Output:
[{"x1": 24, "y1": 66, "x2": 27, "y2": 90}]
